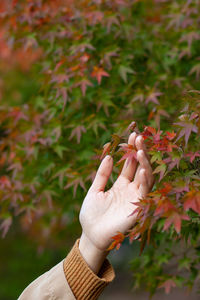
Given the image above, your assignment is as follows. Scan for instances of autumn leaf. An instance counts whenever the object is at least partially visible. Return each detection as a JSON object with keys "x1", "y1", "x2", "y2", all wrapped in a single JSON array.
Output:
[
  {"x1": 110, "y1": 134, "x2": 121, "y2": 155},
  {"x1": 166, "y1": 131, "x2": 176, "y2": 140},
  {"x1": 183, "y1": 190, "x2": 200, "y2": 215},
  {"x1": 91, "y1": 66, "x2": 109, "y2": 84},
  {"x1": 145, "y1": 90, "x2": 163, "y2": 105},
  {"x1": 159, "y1": 279, "x2": 176, "y2": 294},
  {"x1": 76, "y1": 79, "x2": 93, "y2": 96},
  {"x1": 163, "y1": 212, "x2": 190, "y2": 234},
  {"x1": 117, "y1": 143, "x2": 137, "y2": 166},
  {"x1": 189, "y1": 63, "x2": 200, "y2": 79},
  {"x1": 0, "y1": 217, "x2": 12, "y2": 238},
  {"x1": 185, "y1": 151, "x2": 200, "y2": 163},
  {"x1": 69, "y1": 125, "x2": 86, "y2": 143},
  {"x1": 0, "y1": 176, "x2": 11, "y2": 189},
  {"x1": 158, "y1": 182, "x2": 172, "y2": 196},
  {"x1": 107, "y1": 232, "x2": 125, "y2": 251},
  {"x1": 174, "y1": 121, "x2": 198, "y2": 146},
  {"x1": 100, "y1": 142, "x2": 111, "y2": 160}
]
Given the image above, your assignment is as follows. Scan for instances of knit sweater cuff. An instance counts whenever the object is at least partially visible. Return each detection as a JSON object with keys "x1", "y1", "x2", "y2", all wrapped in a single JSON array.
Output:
[{"x1": 63, "y1": 239, "x2": 115, "y2": 300}]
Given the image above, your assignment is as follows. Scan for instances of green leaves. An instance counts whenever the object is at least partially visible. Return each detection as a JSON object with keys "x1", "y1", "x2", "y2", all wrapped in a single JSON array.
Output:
[{"x1": 118, "y1": 65, "x2": 135, "y2": 83}]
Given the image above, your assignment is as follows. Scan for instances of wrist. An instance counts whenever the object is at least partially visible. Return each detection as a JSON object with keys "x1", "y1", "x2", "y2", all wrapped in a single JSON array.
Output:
[{"x1": 79, "y1": 232, "x2": 109, "y2": 274}]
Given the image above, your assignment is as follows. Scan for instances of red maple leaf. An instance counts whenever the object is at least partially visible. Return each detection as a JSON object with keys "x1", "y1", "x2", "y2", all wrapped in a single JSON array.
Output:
[
  {"x1": 184, "y1": 190, "x2": 200, "y2": 214},
  {"x1": 91, "y1": 66, "x2": 109, "y2": 84},
  {"x1": 166, "y1": 131, "x2": 176, "y2": 140},
  {"x1": 158, "y1": 182, "x2": 172, "y2": 196},
  {"x1": 107, "y1": 232, "x2": 125, "y2": 251},
  {"x1": 117, "y1": 143, "x2": 137, "y2": 166},
  {"x1": 185, "y1": 151, "x2": 200, "y2": 163},
  {"x1": 0, "y1": 176, "x2": 11, "y2": 189},
  {"x1": 163, "y1": 212, "x2": 190, "y2": 234}
]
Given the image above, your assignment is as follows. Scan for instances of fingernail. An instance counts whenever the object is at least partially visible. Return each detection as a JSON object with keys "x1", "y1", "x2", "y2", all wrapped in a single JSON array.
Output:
[{"x1": 105, "y1": 155, "x2": 111, "y2": 161}]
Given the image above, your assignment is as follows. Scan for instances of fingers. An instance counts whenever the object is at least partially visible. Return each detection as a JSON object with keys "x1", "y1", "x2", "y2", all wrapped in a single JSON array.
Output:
[
  {"x1": 138, "y1": 169, "x2": 149, "y2": 198},
  {"x1": 135, "y1": 135, "x2": 150, "y2": 160},
  {"x1": 118, "y1": 132, "x2": 138, "y2": 182},
  {"x1": 90, "y1": 155, "x2": 113, "y2": 192},
  {"x1": 135, "y1": 148, "x2": 154, "y2": 189},
  {"x1": 135, "y1": 136, "x2": 154, "y2": 189}
]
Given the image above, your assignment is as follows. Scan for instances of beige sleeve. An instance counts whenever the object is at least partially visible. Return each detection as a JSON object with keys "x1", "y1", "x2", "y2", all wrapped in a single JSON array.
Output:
[
  {"x1": 18, "y1": 238, "x2": 115, "y2": 300},
  {"x1": 18, "y1": 260, "x2": 75, "y2": 300}
]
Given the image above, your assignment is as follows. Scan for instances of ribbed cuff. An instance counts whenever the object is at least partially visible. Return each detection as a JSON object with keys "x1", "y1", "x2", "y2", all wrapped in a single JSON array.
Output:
[{"x1": 63, "y1": 239, "x2": 115, "y2": 300}]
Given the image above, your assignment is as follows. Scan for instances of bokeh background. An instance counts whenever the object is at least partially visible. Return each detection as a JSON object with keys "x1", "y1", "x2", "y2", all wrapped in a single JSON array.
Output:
[{"x1": 0, "y1": 0, "x2": 200, "y2": 299}]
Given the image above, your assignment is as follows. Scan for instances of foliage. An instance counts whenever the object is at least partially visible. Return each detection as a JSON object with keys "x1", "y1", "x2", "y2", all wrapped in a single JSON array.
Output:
[{"x1": 0, "y1": 0, "x2": 200, "y2": 296}]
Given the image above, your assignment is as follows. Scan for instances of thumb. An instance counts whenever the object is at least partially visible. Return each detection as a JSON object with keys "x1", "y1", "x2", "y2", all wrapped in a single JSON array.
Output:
[{"x1": 90, "y1": 155, "x2": 113, "y2": 192}]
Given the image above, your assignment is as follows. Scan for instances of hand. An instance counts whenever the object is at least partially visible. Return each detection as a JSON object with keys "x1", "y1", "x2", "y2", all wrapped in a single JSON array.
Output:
[{"x1": 79, "y1": 133, "x2": 154, "y2": 273}]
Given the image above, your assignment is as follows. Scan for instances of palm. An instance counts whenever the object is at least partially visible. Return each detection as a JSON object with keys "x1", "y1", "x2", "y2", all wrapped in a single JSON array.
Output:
[
  {"x1": 79, "y1": 133, "x2": 154, "y2": 251},
  {"x1": 80, "y1": 180, "x2": 141, "y2": 250}
]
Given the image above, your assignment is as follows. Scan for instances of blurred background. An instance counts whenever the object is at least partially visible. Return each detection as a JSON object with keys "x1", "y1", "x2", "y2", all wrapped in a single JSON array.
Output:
[{"x1": 0, "y1": 0, "x2": 200, "y2": 299}]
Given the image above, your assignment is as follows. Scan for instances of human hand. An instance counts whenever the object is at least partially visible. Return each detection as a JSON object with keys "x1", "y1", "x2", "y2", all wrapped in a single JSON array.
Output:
[{"x1": 79, "y1": 133, "x2": 154, "y2": 273}]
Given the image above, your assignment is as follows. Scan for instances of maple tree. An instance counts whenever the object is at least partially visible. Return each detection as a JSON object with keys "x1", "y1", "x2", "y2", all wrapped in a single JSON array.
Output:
[{"x1": 0, "y1": 0, "x2": 200, "y2": 298}]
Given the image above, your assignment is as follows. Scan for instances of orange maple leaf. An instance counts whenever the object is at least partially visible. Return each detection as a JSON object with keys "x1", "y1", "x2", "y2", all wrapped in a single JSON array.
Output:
[
  {"x1": 91, "y1": 66, "x2": 109, "y2": 84},
  {"x1": 107, "y1": 232, "x2": 125, "y2": 251}
]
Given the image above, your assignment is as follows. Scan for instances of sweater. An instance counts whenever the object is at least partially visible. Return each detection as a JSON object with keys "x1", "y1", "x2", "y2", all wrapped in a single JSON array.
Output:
[{"x1": 18, "y1": 239, "x2": 115, "y2": 300}]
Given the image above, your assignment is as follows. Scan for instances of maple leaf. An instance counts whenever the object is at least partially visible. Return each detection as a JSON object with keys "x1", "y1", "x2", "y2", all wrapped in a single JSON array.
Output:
[
  {"x1": 131, "y1": 92, "x2": 144, "y2": 103},
  {"x1": 173, "y1": 183, "x2": 189, "y2": 201},
  {"x1": 9, "y1": 107, "x2": 28, "y2": 125},
  {"x1": 189, "y1": 63, "x2": 200, "y2": 79},
  {"x1": 163, "y1": 156, "x2": 181, "y2": 172},
  {"x1": 64, "y1": 177, "x2": 86, "y2": 198},
  {"x1": 145, "y1": 90, "x2": 162, "y2": 105},
  {"x1": 100, "y1": 142, "x2": 111, "y2": 160},
  {"x1": 0, "y1": 176, "x2": 11, "y2": 189},
  {"x1": 117, "y1": 143, "x2": 137, "y2": 166},
  {"x1": 153, "y1": 161, "x2": 167, "y2": 182},
  {"x1": 174, "y1": 121, "x2": 198, "y2": 146},
  {"x1": 69, "y1": 125, "x2": 86, "y2": 143},
  {"x1": 110, "y1": 134, "x2": 121, "y2": 155},
  {"x1": 100, "y1": 49, "x2": 119, "y2": 69},
  {"x1": 179, "y1": 31, "x2": 200, "y2": 48},
  {"x1": 51, "y1": 74, "x2": 70, "y2": 84},
  {"x1": 163, "y1": 212, "x2": 190, "y2": 234},
  {"x1": 185, "y1": 151, "x2": 200, "y2": 163},
  {"x1": 158, "y1": 182, "x2": 172, "y2": 196},
  {"x1": 119, "y1": 65, "x2": 135, "y2": 83},
  {"x1": 166, "y1": 131, "x2": 176, "y2": 140},
  {"x1": 76, "y1": 79, "x2": 93, "y2": 96},
  {"x1": 184, "y1": 190, "x2": 200, "y2": 214},
  {"x1": 154, "y1": 109, "x2": 170, "y2": 128},
  {"x1": 107, "y1": 232, "x2": 125, "y2": 251},
  {"x1": 56, "y1": 87, "x2": 70, "y2": 109},
  {"x1": 80, "y1": 53, "x2": 90, "y2": 63},
  {"x1": 159, "y1": 279, "x2": 176, "y2": 294},
  {"x1": 0, "y1": 217, "x2": 12, "y2": 238},
  {"x1": 91, "y1": 66, "x2": 109, "y2": 84}
]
